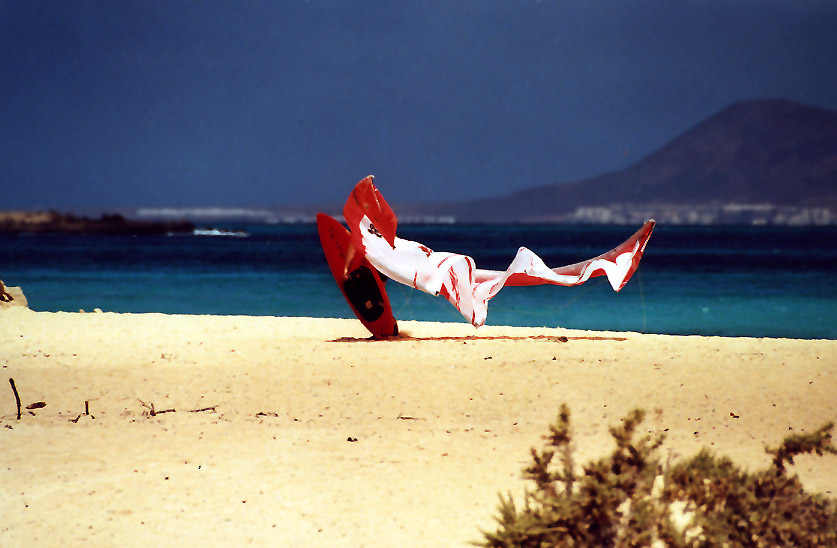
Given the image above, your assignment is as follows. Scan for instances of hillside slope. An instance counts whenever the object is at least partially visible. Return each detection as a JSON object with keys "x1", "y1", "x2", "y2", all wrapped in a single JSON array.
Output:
[{"x1": 434, "y1": 99, "x2": 837, "y2": 222}]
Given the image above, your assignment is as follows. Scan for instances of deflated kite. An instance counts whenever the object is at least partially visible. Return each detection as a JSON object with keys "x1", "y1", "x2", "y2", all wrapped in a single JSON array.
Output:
[{"x1": 317, "y1": 176, "x2": 655, "y2": 338}]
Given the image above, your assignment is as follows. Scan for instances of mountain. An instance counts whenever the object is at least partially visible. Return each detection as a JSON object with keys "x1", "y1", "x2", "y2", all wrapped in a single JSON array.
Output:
[{"x1": 413, "y1": 99, "x2": 837, "y2": 224}]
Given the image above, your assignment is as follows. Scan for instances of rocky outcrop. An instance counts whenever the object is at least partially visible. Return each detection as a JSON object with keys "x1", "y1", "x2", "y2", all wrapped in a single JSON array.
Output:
[
  {"x1": 0, "y1": 280, "x2": 28, "y2": 310},
  {"x1": 0, "y1": 211, "x2": 194, "y2": 235}
]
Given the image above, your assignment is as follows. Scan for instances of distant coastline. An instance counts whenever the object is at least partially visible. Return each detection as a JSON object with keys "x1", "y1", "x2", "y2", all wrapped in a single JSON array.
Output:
[
  {"x1": 0, "y1": 210, "x2": 194, "y2": 234},
  {"x1": 4, "y1": 203, "x2": 835, "y2": 229},
  {"x1": 128, "y1": 202, "x2": 836, "y2": 226}
]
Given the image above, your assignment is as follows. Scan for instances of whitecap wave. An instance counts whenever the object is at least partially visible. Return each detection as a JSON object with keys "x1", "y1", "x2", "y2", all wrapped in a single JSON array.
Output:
[{"x1": 192, "y1": 228, "x2": 249, "y2": 238}]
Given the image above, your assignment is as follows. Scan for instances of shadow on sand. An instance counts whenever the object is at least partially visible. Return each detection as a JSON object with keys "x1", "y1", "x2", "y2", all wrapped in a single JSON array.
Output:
[{"x1": 330, "y1": 333, "x2": 628, "y2": 343}]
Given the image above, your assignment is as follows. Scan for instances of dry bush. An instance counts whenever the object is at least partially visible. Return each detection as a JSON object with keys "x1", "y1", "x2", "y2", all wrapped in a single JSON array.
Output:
[{"x1": 479, "y1": 405, "x2": 836, "y2": 547}]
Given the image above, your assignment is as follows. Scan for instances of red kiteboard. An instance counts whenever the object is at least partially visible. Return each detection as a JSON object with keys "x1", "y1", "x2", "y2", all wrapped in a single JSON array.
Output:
[{"x1": 317, "y1": 213, "x2": 398, "y2": 339}]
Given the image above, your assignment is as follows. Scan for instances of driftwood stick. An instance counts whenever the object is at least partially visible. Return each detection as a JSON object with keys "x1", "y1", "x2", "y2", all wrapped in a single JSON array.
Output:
[
  {"x1": 255, "y1": 411, "x2": 279, "y2": 417},
  {"x1": 137, "y1": 398, "x2": 176, "y2": 416},
  {"x1": 189, "y1": 406, "x2": 217, "y2": 413},
  {"x1": 9, "y1": 378, "x2": 22, "y2": 420},
  {"x1": 138, "y1": 398, "x2": 153, "y2": 414}
]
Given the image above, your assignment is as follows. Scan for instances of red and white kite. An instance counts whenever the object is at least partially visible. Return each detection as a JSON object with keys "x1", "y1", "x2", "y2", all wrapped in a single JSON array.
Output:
[{"x1": 343, "y1": 176, "x2": 655, "y2": 328}]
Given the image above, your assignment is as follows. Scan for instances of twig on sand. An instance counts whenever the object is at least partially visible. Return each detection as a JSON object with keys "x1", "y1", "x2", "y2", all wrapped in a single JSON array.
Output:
[
  {"x1": 154, "y1": 407, "x2": 176, "y2": 415},
  {"x1": 138, "y1": 398, "x2": 175, "y2": 416},
  {"x1": 9, "y1": 378, "x2": 22, "y2": 420},
  {"x1": 136, "y1": 399, "x2": 214, "y2": 416},
  {"x1": 189, "y1": 405, "x2": 217, "y2": 413},
  {"x1": 255, "y1": 411, "x2": 279, "y2": 417},
  {"x1": 69, "y1": 400, "x2": 95, "y2": 422}
]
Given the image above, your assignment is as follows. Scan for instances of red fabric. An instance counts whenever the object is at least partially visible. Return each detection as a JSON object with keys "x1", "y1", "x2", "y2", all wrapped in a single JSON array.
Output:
[
  {"x1": 343, "y1": 179, "x2": 655, "y2": 328},
  {"x1": 343, "y1": 176, "x2": 398, "y2": 250},
  {"x1": 497, "y1": 219, "x2": 656, "y2": 291}
]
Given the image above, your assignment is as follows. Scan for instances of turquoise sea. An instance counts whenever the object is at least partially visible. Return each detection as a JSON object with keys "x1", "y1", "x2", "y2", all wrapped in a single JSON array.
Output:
[{"x1": 2, "y1": 223, "x2": 835, "y2": 339}]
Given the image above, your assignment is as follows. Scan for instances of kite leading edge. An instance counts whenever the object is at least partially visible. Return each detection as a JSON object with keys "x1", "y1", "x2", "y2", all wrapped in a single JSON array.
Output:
[{"x1": 320, "y1": 175, "x2": 655, "y2": 337}]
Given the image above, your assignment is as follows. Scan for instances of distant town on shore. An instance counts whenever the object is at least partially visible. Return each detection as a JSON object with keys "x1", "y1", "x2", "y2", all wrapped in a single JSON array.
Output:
[{"x1": 126, "y1": 200, "x2": 836, "y2": 226}]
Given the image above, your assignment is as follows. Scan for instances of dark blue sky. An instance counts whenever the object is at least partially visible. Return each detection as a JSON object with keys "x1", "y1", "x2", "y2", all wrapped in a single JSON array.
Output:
[{"x1": 3, "y1": 1, "x2": 836, "y2": 209}]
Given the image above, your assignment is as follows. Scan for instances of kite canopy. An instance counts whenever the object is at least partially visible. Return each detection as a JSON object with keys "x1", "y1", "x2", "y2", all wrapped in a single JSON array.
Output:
[
  {"x1": 343, "y1": 176, "x2": 398, "y2": 249},
  {"x1": 337, "y1": 176, "x2": 655, "y2": 329}
]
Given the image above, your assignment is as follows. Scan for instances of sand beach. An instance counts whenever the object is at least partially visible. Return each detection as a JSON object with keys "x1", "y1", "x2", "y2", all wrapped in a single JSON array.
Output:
[{"x1": 1, "y1": 306, "x2": 835, "y2": 547}]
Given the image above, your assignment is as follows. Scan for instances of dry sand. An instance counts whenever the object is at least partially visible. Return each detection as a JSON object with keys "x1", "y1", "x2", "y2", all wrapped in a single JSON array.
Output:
[{"x1": 1, "y1": 307, "x2": 835, "y2": 547}]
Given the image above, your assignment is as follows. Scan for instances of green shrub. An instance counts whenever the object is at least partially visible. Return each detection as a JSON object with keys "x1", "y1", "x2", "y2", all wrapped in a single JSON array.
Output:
[{"x1": 479, "y1": 404, "x2": 836, "y2": 547}]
